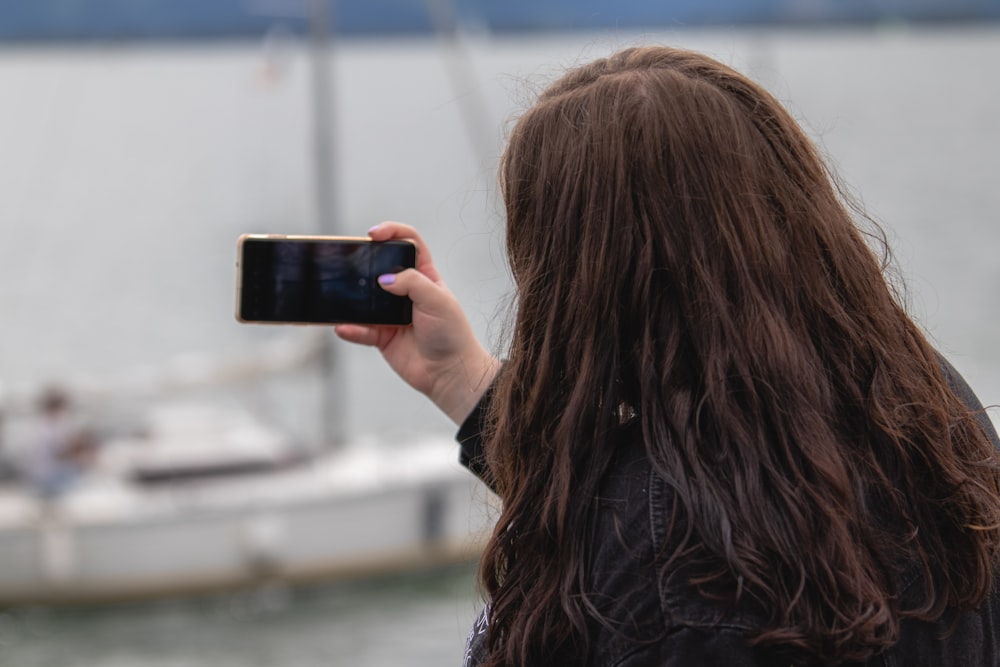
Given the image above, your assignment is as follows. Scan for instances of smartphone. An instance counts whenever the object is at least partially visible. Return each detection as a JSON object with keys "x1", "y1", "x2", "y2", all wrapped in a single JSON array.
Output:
[{"x1": 235, "y1": 234, "x2": 416, "y2": 325}]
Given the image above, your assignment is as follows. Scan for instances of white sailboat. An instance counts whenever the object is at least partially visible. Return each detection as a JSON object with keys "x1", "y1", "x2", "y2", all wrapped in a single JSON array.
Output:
[{"x1": 0, "y1": 335, "x2": 496, "y2": 605}]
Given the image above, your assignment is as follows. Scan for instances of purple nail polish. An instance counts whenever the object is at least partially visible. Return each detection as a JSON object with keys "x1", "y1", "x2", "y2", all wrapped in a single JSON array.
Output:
[{"x1": 378, "y1": 273, "x2": 395, "y2": 286}]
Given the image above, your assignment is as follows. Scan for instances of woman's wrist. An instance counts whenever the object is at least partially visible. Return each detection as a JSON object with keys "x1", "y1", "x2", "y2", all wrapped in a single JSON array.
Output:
[{"x1": 430, "y1": 348, "x2": 501, "y2": 426}]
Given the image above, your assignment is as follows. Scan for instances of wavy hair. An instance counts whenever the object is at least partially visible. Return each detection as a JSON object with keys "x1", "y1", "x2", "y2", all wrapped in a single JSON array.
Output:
[{"x1": 480, "y1": 45, "x2": 1000, "y2": 665}]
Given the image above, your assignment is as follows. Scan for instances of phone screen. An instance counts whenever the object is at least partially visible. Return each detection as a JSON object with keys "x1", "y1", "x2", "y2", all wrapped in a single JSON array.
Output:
[{"x1": 236, "y1": 235, "x2": 416, "y2": 325}]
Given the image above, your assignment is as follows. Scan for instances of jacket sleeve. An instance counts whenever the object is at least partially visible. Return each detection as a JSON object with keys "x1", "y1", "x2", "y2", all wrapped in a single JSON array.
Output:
[{"x1": 455, "y1": 381, "x2": 495, "y2": 487}]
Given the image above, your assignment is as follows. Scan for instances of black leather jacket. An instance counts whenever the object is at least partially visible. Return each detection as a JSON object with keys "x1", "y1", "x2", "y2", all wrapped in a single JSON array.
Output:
[{"x1": 457, "y1": 358, "x2": 1000, "y2": 666}]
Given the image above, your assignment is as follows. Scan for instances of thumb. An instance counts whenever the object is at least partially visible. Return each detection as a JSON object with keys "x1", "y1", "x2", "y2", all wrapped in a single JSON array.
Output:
[{"x1": 377, "y1": 268, "x2": 453, "y2": 317}]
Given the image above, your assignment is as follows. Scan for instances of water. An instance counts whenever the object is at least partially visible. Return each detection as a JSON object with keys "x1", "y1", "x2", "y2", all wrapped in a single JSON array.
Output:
[
  {"x1": 0, "y1": 564, "x2": 481, "y2": 666},
  {"x1": 0, "y1": 24, "x2": 998, "y2": 665}
]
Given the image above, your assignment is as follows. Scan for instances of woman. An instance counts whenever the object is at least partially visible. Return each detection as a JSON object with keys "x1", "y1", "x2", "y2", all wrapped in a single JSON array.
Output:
[{"x1": 336, "y1": 46, "x2": 1000, "y2": 666}]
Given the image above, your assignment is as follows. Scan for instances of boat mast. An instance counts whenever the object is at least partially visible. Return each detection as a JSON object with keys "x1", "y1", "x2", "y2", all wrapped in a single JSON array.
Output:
[{"x1": 307, "y1": 0, "x2": 343, "y2": 447}]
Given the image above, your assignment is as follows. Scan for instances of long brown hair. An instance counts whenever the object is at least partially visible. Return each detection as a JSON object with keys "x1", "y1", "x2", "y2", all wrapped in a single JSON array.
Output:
[{"x1": 480, "y1": 45, "x2": 1000, "y2": 665}]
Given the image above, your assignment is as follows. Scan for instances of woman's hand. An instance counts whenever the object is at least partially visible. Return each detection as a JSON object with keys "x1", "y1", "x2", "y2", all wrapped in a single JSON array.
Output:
[{"x1": 334, "y1": 222, "x2": 500, "y2": 425}]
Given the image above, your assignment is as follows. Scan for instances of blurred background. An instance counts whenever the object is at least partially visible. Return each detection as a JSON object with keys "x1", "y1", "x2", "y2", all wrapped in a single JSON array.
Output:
[{"x1": 0, "y1": 0, "x2": 998, "y2": 664}]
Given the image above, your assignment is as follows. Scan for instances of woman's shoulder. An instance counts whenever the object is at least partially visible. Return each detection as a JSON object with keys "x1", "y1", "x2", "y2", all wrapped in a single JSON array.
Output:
[{"x1": 936, "y1": 352, "x2": 1000, "y2": 449}]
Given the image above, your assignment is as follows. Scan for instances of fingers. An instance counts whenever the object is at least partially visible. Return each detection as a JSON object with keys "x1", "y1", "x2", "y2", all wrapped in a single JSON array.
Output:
[
  {"x1": 367, "y1": 220, "x2": 421, "y2": 243},
  {"x1": 367, "y1": 221, "x2": 441, "y2": 283},
  {"x1": 334, "y1": 324, "x2": 380, "y2": 347}
]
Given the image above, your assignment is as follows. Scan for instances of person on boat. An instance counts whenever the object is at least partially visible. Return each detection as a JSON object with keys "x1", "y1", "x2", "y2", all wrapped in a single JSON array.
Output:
[
  {"x1": 336, "y1": 46, "x2": 1000, "y2": 666},
  {"x1": 25, "y1": 386, "x2": 95, "y2": 499}
]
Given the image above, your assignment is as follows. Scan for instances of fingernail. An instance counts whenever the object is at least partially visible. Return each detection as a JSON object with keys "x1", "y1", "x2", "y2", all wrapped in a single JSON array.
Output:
[
  {"x1": 368, "y1": 224, "x2": 381, "y2": 234},
  {"x1": 377, "y1": 273, "x2": 395, "y2": 286}
]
